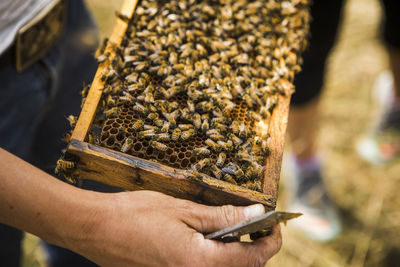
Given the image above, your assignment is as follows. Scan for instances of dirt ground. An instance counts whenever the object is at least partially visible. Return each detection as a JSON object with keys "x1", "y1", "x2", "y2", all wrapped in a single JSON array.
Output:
[{"x1": 21, "y1": 0, "x2": 400, "y2": 266}]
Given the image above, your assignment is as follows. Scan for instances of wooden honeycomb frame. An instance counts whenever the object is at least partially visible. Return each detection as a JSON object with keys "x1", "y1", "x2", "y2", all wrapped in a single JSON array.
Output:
[{"x1": 66, "y1": 0, "x2": 295, "y2": 210}]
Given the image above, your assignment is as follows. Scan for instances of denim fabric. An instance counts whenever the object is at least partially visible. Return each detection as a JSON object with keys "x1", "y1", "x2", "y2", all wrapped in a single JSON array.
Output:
[{"x1": 0, "y1": 1, "x2": 102, "y2": 266}]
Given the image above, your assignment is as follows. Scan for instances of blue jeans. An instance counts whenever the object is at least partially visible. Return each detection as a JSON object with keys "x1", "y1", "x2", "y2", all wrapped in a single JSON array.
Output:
[{"x1": 0, "y1": 1, "x2": 113, "y2": 266}]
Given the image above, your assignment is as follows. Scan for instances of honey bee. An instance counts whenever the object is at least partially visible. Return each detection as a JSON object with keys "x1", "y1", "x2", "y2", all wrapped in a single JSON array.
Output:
[
  {"x1": 132, "y1": 120, "x2": 144, "y2": 131},
  {"x1": 63, "y1": 132, "x2": 71, "y2": 143},
  {"x1": 213, "y1": 122, "x2": 228, "y2": 132},
  {"x1": 206, "y1": 129, "x2": 220, "y2": 136},
  {"x1": 168, "y1": 86, "x2": 182, "y2": 98},
  {"x1": 180, "y1": 108, "x2": 191, "y2": 121},
  {"x1": 209, "y1": 134, "x2": 224, "y2": 141},
  {"x1": 133, "y1": 103, "x2": 147, "y2": 114},
  {"x1": 154, "y1": 118, "x2": 164, "y2": 128},
  {"x1": 193, "y1": 147, "x2": 211, "y2": 156},
  {"x1": 243, "y1": 94, "x2": 253, "y2": 108},
  {"x1": 106, "y1": 95, "x2": 115, "y2": 107},
  {"x1": 260, "y1": 106, "x2": 271, "y2": 119},
  {"x1": 169, "y1": 52, "x2": 178, "y2": 64},
  {"x1": 260, "y1": 143, "x2": 271, "y2": 156},
  {"x1": 201, "y1": 119, "x2": 209, "y2": 132},
  {"x1": 135, "y1": 61, "x2": 149, "y2": 71},
  {"x1": 115, "y1": 11, "x2": 130, "y2": 23},
  {"x1": 168, "y1": 101, "x2": 179, "y2": 112},
  {"x1": 223, "y1": 173, "x2": 237, "y2": 185},
  {"x1": 148, "y1": 104, "x2": 158, "y2": 113},
  {"x1": 205, "y1": 138, "x2": 219, "y2": 152},
  {"x1": 96, "y1": 52, "x2": 110, "y2": 63},
  {"x1": 156, "y1": 133, "x2": 170, "y2": 142},
  {"x1": 229, "y1": 133, "x2": 243, "y2": 147},
  {"x1": 173, "y1": 63, "x2": 185, "y2": 71},
  {"x1": 209, "y1": 53, "x2": 220, "y2": 64},
  {"x1": 216, "y1": 152, "x2": 226, "y2": 168},
  {"x1": 252, "y1": 161, "x2": 266, "y2": 178},
  {"x1": 245, "y1": 166, "x2": 259, "y2": 181},
  {"x1": 123, "y1": 55, "x2": 140, "y2": 63},
  {"x1": 178, "y1": 124, "x2": 193, "y2": 131},
  {"x1": 144, "y1": 124, "x2": 158, "y2": 131},
  {"x1": 119, "y1": 91, "x2": 134, "y2": 102},
  {"x1": 242, "y1": 137, "x2": 254, "y2": 149},
  {"x1": 193, "y1": 113, "x2": 202, "y2": 129},
  {"x1": 250, "y1": 111, "x2": 262, "y2": 122},
  {"x1": 66, "y1": 115, "x2": 77, "y2": 128},
  {"x1": 127, "y1": 83, "x2": 140, "y2": 92},
  {"x1": 171, "y1": 128, "x2": 181, "y2": 141},
  {"x1": 181, "y1": 45, "x2": 193, "y2": 58},
  {"x1": 95, "y1": 37, "x2": 108, "y2": 58},
  {"x1": 150, "y1": 140, "x2": 168, "y2": 151},
  {"x1": 147, "y1": 19, "x2": 157, "y2": 30},
  {"x1": 163, "y1": 110, "x2": 178, "y2": 128},
  {"x1": 138, "y1": 129, "x2": 155, "y2": 139},
  {"x1": 222, "y1": 163, "x2": 245, "y2": 180},
  {"x1": 121, "y1": 137, "x2": 134, "y2": 153},
  {"x1": 160, "y1": 121, "x2": 170, "y2": 133},
  {"x1": 193, "y1": 158, "x2": 212, "y2": 171},
  {"x1": 55, "y1": 159, "x2": 76, "y2": 174},
  {"x1": 186, "y1": 167, "x2": 208, "y2": 182},
  {"x1": 187, "y1": 100, "x2": 195, "y2": 113},
  {"x1": 181, "y1": 129, "x2": 195, "y2": 141},
  {"x1": 236, "y1": 150, "x2": 253, "y2": 163},
  {"x1": 147, "y1": 112, "x2": 159, "y2": 121},
  {"x1": 104, "y1": 107, "x2": 119, "y2": 117},
  {"x1": 188, "y1": 89, "x2": 203, "y2": 102},
  {"x1": 217, "y1": 140, "x2": 233, "y2": 151},
  {"x1": 197, "y1": 101, "x2": 213, "y2": 112},
  {"x1": 196, "y1": 43, "x2": 207, "y2": 57},
  {"x1": 211, "y1": 40, "x2": 229, "y2": 51},
  {"x1": 266, "y1": 95, "x2": 278, "y2": 112},
  {"x1": 158, "y1": 87, "x2": 170, "y2": 99},
  {"x1": 211, "y1": 116, "x2": 228, "y2": 125},
  {"x1": 175, "y1": 75, "x2": 187, "y2": 86},
  {"x1": 211, "y1": 165, "x2": 223, "y2": 179},
  {"x1": 144, "y1": 92, "x2": 155, "y2": 103}
]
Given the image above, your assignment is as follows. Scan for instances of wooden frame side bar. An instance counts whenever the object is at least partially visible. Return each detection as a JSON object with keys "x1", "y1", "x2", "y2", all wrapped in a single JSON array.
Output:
[
  {"x1": 71, "y1": 0, "x2": 139, "y2": 141},
  {"x1": 262, "y1": 86, "x2": 292, "y2": 199}
]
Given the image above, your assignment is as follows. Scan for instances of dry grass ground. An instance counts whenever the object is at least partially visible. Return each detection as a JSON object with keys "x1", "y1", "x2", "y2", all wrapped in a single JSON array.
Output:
[
  {"x1": 22, "y1": 0, "x2": 400, "y2": 266},
  {"x1": 271, "y1": 0, "x2": 400, "y2": 266}
]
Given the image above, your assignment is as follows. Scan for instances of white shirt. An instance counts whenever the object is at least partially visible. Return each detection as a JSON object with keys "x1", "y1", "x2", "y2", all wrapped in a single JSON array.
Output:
[{"x1": 0, "y1": 0, "x2": 55, "y2": 55}]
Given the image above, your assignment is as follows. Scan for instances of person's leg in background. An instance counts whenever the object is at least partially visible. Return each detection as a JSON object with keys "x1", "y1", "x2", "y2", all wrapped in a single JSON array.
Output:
[
  {"x1": 286, "y1": 0, "x2": 344, "y2": 242},
  {"x1": 0, "y1": 47, "x2": 58, "y2": 266},
  {"x1": 357, "y1": 0, "x2": 400, "y2": 163}
]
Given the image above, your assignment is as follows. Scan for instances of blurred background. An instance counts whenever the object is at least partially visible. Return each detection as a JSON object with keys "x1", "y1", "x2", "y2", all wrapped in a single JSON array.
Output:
[{"x1": 21, "y1": 0, "x2": 400, "y2": 266}]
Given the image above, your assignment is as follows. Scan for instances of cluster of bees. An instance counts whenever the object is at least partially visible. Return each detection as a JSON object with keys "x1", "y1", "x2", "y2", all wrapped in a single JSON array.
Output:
[{"x1": 79, "y1": 0, "x2": 310, "y2": 192}]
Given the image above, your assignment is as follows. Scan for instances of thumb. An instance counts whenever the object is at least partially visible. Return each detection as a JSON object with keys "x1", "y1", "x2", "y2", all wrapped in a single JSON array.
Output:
[{"x1": 183, "y1": 202, "x2": 265, "y2": 233}]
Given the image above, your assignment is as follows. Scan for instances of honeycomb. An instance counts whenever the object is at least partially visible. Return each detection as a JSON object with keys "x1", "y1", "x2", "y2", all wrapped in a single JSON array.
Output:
[
  {"x1": 80, "y1": 0, "x2": 310, "y2": 192},
  {"x1": 99, "y1": 98, "x2": 252, "y2": 170}
]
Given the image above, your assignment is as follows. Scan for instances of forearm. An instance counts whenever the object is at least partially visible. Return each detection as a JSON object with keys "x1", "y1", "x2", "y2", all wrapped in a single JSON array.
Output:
[
  {"x1": 0, "y1": 148, "x2": 99, "y2": 249},
  {"x1": 0, "y1": 148, "x2": 282, "y2": 266}
]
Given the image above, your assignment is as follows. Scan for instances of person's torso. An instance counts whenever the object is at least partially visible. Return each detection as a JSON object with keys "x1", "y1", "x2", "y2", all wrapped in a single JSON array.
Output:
[{"x1": 0, "y1": 0, "x2": 55, "y2": 55}]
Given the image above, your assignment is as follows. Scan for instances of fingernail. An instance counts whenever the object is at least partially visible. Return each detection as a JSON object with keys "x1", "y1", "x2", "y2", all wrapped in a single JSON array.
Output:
[{"x1": 244, "y1": 204, "x2": 265, "y2": 220}]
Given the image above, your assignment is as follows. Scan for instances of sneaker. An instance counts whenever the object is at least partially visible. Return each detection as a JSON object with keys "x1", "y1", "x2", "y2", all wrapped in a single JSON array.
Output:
[
  {"x1": 284, "y1": 156, "x2": 341, "y2": 242},
  {"x1": 356, "y1": 71, "x2": 400, "y2": 164}
]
